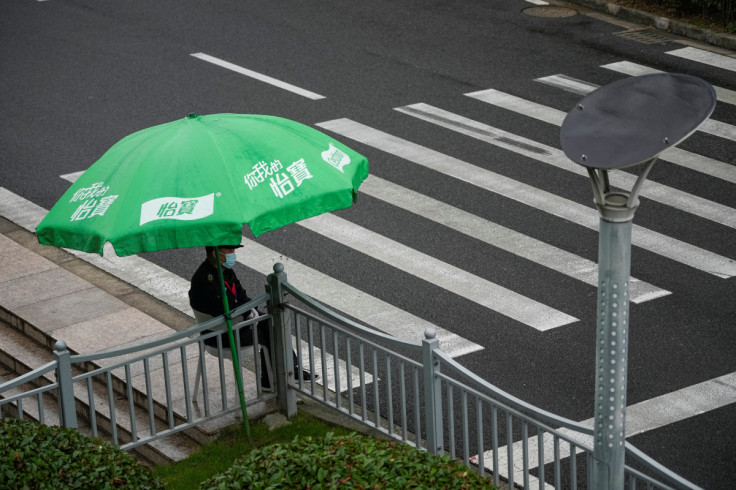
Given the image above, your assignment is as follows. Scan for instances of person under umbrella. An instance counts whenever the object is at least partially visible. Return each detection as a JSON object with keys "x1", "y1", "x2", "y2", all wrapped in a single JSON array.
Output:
[{"x1": 188, "y1": 244, "x2": 315, "y2": 389}]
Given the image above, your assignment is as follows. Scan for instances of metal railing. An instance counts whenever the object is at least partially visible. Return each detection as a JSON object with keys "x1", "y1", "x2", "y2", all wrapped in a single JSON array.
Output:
[
  {"x1": 1, "y1": 264, "x2": 702, "y2": 488},
  {"x1": 1, "y1": 295, "x2": 275, "y2": 458},
  {"x1": 270, "y1": 265, "x2": 701, "y2": 490}
]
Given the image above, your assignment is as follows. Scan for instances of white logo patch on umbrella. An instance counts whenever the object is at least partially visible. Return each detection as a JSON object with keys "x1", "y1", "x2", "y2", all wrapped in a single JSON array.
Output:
[
  {"x1": 321, "y1": 143, "x2": 351, "y2": 172},
  {"x1": 140, "y1": 193, "x2": 215, "y2": 226}
]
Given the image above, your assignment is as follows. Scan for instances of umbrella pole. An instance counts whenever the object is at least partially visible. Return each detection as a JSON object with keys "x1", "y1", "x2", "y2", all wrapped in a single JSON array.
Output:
[{"x1": 215, "y1": 246, "x2": 251, "y2": 435}]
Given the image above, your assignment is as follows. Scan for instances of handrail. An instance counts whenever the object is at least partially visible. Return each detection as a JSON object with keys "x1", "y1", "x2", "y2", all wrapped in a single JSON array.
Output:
[
  {"x1": 435, "y1": 349, "x2": 595, "y2": 437},
  {"x1": 625, "y1": 442, "x2": 703, "y2": 490},
  {"x1": 0, "y1": 361, "x2": 57, "y2": 393},
  {"x1": 69, "y1": 294, "x2": 269, "y2": 364},
  {"x1": 286, "y1": 304, "x2": 422, "y2": 366},
  {"x1": 282, "y1": 281, "x2": 422, "y2": 352}
]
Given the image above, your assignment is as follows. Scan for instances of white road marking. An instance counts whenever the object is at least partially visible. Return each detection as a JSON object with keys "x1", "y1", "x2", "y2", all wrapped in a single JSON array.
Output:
[
  {"x1": 360, "y1": 175, "x2": 669, "y2": 304},
  {"x1": 298, "y1": 213, "x2": 578, "y2": 331},
  {"x1": 316, "y1": 118, "x2": 736, "y2": 278},
  {"x1": 667, "y1": 47, "x2": 736, "y2": 72},
  {"x1": 535, "y1": 74, "x2": 593, "y2": 95},
  {"x1": 467, "y1": 88, "x2": 736, "y2": 179},
  {"x1": 602, "y1": 60, "x2": 664, "y2": 77},
  {"x1": 234, "y1": 239, "x2": 483, "y2": 357},
  {"x1": 602, "y1": 60, "x2": 736, "y2": 106},
  {"x1": 190, "y1": 52, "x2": 325, "y2": 100},
  {"x1": 533, "y1": 77, "x2": 736, "y2": 144},
  {"x1": 470, "y1": 371, "x2": 736, "y2": 487},
  {"x1": 396, "y1": 103, "x2": 736, "y2": 230}
]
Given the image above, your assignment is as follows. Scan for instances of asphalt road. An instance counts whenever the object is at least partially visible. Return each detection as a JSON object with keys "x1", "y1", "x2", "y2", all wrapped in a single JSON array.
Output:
[{"x1": 2, "y1": 1, "x2": 735, "y2": 487}]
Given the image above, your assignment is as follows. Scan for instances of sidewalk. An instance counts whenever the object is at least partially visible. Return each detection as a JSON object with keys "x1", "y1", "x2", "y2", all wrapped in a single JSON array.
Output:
[
  {"x1": 0, "y1": 215, "x2": 193, "y2": 359},
  {"x1": 0, "y1": 212, "x2": 384, "y2": 457},
  {"x1": 562, "y1": 0, "x2": 736, "y2": 52}
]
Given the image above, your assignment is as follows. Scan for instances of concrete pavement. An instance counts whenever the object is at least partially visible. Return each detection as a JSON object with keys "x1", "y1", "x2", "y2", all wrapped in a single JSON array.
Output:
[{"x1": 0, "y1": 213, "x2": 386, "y2": 462}]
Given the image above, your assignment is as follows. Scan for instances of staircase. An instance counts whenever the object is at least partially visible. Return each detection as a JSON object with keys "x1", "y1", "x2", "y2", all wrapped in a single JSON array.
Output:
[{"x1": 0, "y1": 220, "x2": 274, "y2": 467}]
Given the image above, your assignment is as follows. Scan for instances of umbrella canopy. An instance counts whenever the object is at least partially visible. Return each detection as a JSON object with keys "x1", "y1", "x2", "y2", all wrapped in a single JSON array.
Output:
[
  {"x1": 35, "y1": 113, "x2": 369, "y2": 434},
  {"x1": 37, "y1": 113, "x2": 369, "y2": 256}
]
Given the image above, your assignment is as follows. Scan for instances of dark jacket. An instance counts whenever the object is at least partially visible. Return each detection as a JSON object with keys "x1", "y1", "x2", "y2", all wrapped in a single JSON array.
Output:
[
  {"x1": 189, "y1": 259, "x2": 251, "y2": 317},
  {"x1": 189, "y1": 259, "x2": 260, "y2": 348}
]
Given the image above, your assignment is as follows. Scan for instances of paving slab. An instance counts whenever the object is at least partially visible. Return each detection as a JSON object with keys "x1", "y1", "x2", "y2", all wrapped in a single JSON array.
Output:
[
  {"x1": 14, "y1": 287, "x2": 130, "y2": 333},
  {"x1": 0, "y1": 267, "x2": 94, "y2": 309},
  {"x1": 0, "y1": 234, "x2": 57, "y2": 282},
  {"x1": 53, "y1": 307, "x2": 175, "y2": 354}
]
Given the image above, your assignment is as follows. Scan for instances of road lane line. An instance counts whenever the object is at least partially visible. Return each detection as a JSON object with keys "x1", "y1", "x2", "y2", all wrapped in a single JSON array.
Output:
[
  {"x1": 233, "y1": 239, "x2": 482, "y2": 357},
  {"x1": 470, "y1": 371, "x2": 736, "y2": 487},
  {"x1": 667, "y1": 47, "x2": 736, "y2": 72},
  {"x1": 396, "y1": 103, "x2": 736, "y2": 230},
  {"x1": 298, "y1": 213, "x2": 579, "y2": 331},
  {"x1": 360, "y1": 175, "x2": 669, "y2": 304},
  {"x1": 532, "y1": 77, "x2": 736, "y2": 144},
  {"x1": 534, "y1": 74, "x2": 593, "y2": 95},
  {"x1": 316, "y1": 118, "x2": 736, "y2": 278},
  {"x1": 466, "y1": 88, "x2": 736, "y2": 180},
  {"x1": 190, "y1": 52, "x2": 325, "y2": 100},
  {"x1": 602, "y1": 60, "x2": 736, "y2": 107}
]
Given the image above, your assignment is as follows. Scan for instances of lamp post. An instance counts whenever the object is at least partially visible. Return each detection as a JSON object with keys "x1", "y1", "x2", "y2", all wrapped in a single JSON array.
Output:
[{"x1": 559, "y1": 73, "x2": 716, "y2": 489}]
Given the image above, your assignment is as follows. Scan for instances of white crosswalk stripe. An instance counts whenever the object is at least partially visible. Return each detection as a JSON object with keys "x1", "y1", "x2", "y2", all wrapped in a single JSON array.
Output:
[
  {"x1": 602, "y1": 60, "x2": 736, "y2": 106},
  {"x1": 318, "y1": 119, "x2": 736, "y2": 278},
  {"x1": 396, "y1": 102, "x2": 736, "y2": 230},
  {"x1": 667, "y1": 46, "x2": 736, "y2": 72},
  {"x1": 298, "y1": 213, "x2": 578, "y2": 331},
  {"x1": 359, "y1": 175, "x2": 669, "y2": 303},
  {"x1": 534, "y1": 74, "x2": 592, "y2": 95},
  {"x1": 531, "y1": 76, "x2": 736, "y2": 144},
  {"x1": 466, "y1": 88, "x2": 736, "y2": 181},
  {"x1": 233, "y1": 238, "x2": 482, "y2": 357},
  {"x1": 470, "y1": 371, "x2": 736, "y2": 488}
]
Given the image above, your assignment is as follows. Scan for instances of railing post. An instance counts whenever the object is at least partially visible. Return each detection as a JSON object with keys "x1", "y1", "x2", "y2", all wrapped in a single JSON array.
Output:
[
  {"x1": 54, "y1": 340, "x2": 77, "y2": 429},
  {"x1": 422, "y1": 328, "x2": 443, "y2": 455},
  {"x1": 267, "y1": 263, "x2": 297, "y2": 417}
]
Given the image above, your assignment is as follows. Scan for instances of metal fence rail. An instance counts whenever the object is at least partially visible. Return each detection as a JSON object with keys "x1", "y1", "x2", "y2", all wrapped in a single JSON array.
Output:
[
  {"x1": 277, "y1": 268, "x2": 701, "y2": 490},
  {"x1": 1, "y1": 295, "x2": 275, "y2": 457}
]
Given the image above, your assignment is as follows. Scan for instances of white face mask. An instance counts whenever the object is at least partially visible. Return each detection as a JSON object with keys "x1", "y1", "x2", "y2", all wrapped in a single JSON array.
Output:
[{"x1": 221, "y1": 252, "x2": 237, "y2": 269}]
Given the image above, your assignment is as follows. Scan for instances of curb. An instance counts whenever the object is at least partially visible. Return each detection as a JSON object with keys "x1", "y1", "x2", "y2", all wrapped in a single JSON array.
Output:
[{"x1": 568, "y1": 0, "x2": 736, "y2": 51}]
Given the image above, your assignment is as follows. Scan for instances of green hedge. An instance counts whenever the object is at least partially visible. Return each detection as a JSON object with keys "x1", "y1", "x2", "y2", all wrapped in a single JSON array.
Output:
[
  {"x1": 0, "y1": 418, "x2": 163, "y2": 489},
  {"x1": 200, "y1": 431, "x2": 497, "y2": 489},
  {"x1": 644, "y1": 0, "x2": 735, "y2": 30}
]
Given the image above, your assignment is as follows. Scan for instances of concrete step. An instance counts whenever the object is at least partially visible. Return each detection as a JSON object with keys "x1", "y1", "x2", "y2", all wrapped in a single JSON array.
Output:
[
  {"x1": 0, "y1": 321, "x2": 203, "y2": 464},
  {"x1": 2, "y1": 289, "x2": 271, "y2": 432}
]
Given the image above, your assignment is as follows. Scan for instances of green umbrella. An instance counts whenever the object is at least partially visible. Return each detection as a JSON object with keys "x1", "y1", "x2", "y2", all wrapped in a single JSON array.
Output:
[{"x1": 36, "y1": 113, "x2": 369, "y2": 433}]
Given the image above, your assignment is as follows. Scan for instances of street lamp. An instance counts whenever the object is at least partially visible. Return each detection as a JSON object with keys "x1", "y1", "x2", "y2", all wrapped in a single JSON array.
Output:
[{"x1": 559, "y1": 73, "x2": 716, "y2": 489}]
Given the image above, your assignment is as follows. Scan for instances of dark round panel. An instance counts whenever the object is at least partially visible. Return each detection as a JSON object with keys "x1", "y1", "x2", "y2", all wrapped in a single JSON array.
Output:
[{"x1": 560, "y1": 73, "x2": 716, "y2": 169}]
